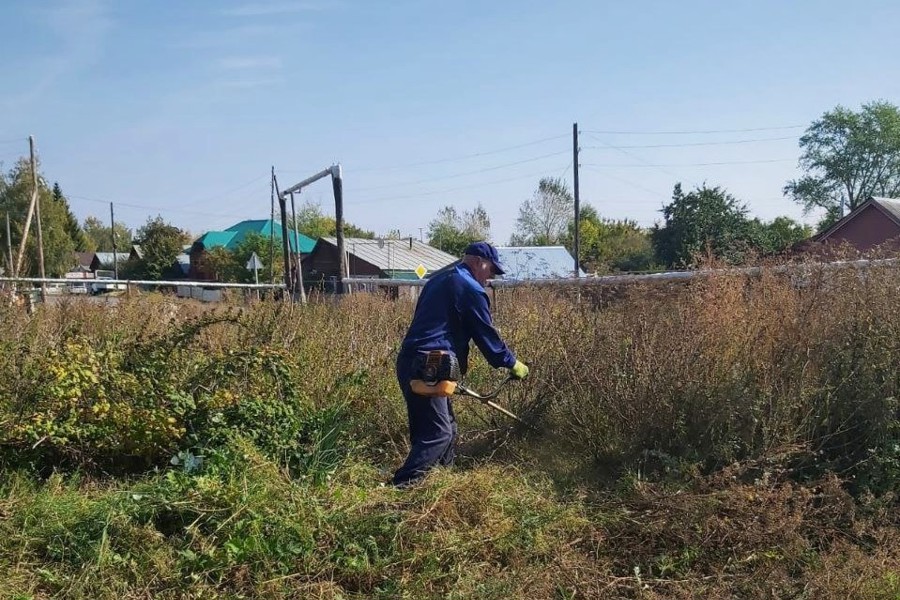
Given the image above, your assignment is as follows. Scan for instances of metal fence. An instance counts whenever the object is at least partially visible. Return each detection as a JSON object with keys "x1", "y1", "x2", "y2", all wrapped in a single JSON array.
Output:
[
  {"x1": 2, "y1": 257, "x2": 897, "y2": 306},
  {"x1": 342, "y1": 257, "x2": 900, "y2": 291},
  {"x1": 0, "y1": 277, "x2": 286, "y2": 305}
]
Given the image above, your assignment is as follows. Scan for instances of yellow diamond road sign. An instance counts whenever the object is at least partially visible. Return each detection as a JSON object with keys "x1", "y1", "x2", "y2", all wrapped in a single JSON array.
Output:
[{"x1": 414, "y1": 264, "x2": 428, "y2": 279}]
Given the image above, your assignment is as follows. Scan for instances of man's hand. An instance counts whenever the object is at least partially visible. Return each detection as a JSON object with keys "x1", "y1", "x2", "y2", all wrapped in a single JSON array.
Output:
[{"x1": 510, "y1": 360, "x2": 529, "y2": 380}]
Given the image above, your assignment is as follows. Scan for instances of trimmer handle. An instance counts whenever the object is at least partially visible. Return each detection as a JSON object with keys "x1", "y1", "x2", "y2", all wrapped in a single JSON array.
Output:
[{"x1": 455, "y1": 375, "x2": 514, "y2": 400}]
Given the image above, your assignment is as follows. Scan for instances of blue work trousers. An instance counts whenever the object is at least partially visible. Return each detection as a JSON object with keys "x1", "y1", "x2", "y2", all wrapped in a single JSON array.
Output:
[{"x1": 392, "y1": 352, "x2": 457, "y2": 486}]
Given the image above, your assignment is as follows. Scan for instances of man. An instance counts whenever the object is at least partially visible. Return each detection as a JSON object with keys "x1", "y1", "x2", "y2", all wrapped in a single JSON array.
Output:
[{"x1": 392, "y1": 241, "x2": 529, "y2": 486}]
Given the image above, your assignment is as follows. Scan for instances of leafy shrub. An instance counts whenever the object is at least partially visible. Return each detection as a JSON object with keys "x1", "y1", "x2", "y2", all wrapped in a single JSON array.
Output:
[{"x1": 1, "y1": 261, "x2": 899, "y2": 497}]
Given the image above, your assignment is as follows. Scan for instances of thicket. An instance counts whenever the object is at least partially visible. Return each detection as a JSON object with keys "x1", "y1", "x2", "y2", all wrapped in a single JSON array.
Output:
[{"x1": 1, "y1": 263, "x2": 898, "y2": 598}]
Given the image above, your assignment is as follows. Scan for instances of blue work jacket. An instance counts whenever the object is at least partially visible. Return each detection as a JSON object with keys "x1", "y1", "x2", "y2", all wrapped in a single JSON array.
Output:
[{"x1": 399, "y1": 263, "x2": 515, "y2": 374}]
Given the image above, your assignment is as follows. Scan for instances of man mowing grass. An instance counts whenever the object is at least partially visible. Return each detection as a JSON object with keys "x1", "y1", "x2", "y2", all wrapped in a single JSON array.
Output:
[{"x1": 392, "y1": 241, "x2": 529, "y2": 487}]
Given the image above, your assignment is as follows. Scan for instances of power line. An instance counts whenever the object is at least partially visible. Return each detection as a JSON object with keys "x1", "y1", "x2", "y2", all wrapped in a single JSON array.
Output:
[
  {"x1": 585, "y1": 133, "x2": 696, "y2": 187},
  {"x1": 350, "y1": 150, "x2": 570, "y2": 192},
  {"x1": 333, "y1": 133, "x2": 570, "y2": 172},
  {"x1": 0, "y1": 137, "x2": 26, "y2": 145},
  {"x1": 582, "y1": 158, "x2": 796, "y2": 168},
  {"x1": 69, "y1": 171, "x2": 272, "y2": 222},
  {"x1": 177, "y1": 172, "x2": 270, "y2": 209},
  {"x1": 580, "y1": 166, "x2": 672, "y2": 225},
  {"x1": 347, "y1": 165, "x2": 566, "y2": 206},
  {"x1": 581, "y1": 167, "x2": 672, "y2": 200},
  {"x1": 583, "y1": 135, "x2": 798, "y2": 150},
  {"x1": 583, "y1": 124, "x2": 804, "y2": 135},
  {"x1": 68, "y1": 194, "x2": 253, "y2": 221}
]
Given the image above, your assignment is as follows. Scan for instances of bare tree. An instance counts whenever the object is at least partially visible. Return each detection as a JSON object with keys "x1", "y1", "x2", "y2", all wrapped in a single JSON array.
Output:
[
  {"x1": 427, "y1": 203, "x2": 491, "y2": 254},
  {"x1": 511, "y1": 177, "x2": 573, "y2": 245}
]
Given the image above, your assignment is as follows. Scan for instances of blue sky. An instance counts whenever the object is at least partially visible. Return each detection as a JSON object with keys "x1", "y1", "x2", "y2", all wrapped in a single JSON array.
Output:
[{"x1": 1, "y1": 0, "x2": 899, "y2": 243}]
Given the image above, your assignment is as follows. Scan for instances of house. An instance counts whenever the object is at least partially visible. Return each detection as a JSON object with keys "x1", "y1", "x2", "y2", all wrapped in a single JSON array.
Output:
[
  {"x1": 94, "y1": 251, "x2": 131, "y2": 270},
  {"x1": 71, "y1": 251, "x2": 129, "y2": 273},
  {"x1": 810, "y1": 196, "x2": 900, "y2": 252},
  {"x1": 303, "y1": 237, "x2": 458, "y2": 292},
  {"x1": 175, "y1": 245, "x2": 191, "y2": 277},
  {"x1": 73, "y1": 252, "x2": 100, "y2": 272},
  {"x1": 495, "y1": 246, "x2": 585, "y2": 280},
  {"x1": 189, "y1": 219, "x2": 316, "y2": 280}
]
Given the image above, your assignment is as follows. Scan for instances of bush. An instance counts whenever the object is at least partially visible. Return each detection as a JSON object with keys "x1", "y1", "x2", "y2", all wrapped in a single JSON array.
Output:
[
  {"x1": 493, "y1": 264, "x2": 900, "y2": 495},
  {"x1": 1, "y1": 263, "x2": 900, "y2": 597},
  {"x1": 2, "y1": 263, "x2": 900, "y2": 493}
]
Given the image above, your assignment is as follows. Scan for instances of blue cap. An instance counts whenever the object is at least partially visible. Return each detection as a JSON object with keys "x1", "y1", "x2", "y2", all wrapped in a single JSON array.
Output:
[{"x1": 463, "y1": 241, "x2": 506, "y2": 275}]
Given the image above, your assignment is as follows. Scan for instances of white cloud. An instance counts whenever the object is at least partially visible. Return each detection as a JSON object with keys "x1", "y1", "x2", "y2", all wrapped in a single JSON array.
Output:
[
  {"x1": 217, "y1": 56, "x2": 283, "y2": 70},
  {"x1": 173, "y1": 24, "x2": 278, "y2": 49},
  {"x1": 217, "y1": 78, "x2": 282, "y2": 89},
  {"x1": 1, "y1": 0, "x2": 112, "y2": 111},
  {"x1": 220, "y1": 1, "x2": 338, "y2": 17}
]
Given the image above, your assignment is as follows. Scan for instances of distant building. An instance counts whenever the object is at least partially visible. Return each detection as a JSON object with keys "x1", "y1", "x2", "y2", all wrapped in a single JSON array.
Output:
[
  {"x1": 189, "y1": 219, "x2": 315, "y2": 280},
  {"x1": 809, "y1": 196, "x2": 900, "y2": 252},
  {"x1": 303, "y1": 237, "x2": 458, "y2": 293},
  {"x1": 495, "y1": 246, "x2": 585, "y2": 280},
  {"x1": 175, "y1": 245, "x2": 191, "y2": 277},
  {"x1": 73, "y1": 252, "x2": 100, "y2": 272},
  {"x1": 94, "y1": 251, "x2": 131, "y2": 270},
  {"x1": 70, "y1": 245, "x2": 188, "y2": 281},
  {"x1": 71, "y1": 248, "x2": 137, "y2": 274}
]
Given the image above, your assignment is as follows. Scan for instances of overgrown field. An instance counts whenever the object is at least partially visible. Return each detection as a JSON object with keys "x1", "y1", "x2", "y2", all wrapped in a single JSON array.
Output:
[{"x1": 1, "y1": 264, "x2": 899, "y2": 599}]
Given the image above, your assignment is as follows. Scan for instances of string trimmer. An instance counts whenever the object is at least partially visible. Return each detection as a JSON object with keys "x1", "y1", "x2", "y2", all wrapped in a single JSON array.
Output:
[
  {"x1": 455, "y1": 376, "x2": 525, "y2": 424},
  {"x1": 409, "y1": 350, "x2": 524, "y2": 424}
]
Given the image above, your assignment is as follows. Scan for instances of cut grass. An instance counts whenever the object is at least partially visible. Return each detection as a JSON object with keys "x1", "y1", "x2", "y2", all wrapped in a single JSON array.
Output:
[
  {"x1": 1, "y1": 263, "x2": 899, "y2": 598},
  {"x1": 2, "y1": 451, "x2": 899, "y2": 599}
]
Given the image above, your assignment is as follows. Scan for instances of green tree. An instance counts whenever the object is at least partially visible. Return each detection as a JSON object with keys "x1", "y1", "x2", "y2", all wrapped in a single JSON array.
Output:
[
  {"x1": 195, "y1": 233, "x2": 285, "y2": 283},
  {"x1": 652, "y1": 183, "x2": 759, "y2": 268},
  {"x1": 0, "y1": 158, "x2": 77, "y2": 276},
  {"x1": 784, "y1": 101, "x2": 900, "y2": 221},
  {"x1": 294, "y1": 200, "x2": 374, "y2": 239},
  {"x1": 82, "y1": 215, "x2": 133, "y2": 253},
  {"x1": 427, "y1": 204, "x2": 491, "y2": 255},
  {"x1": 197, "y1": 246, "x2": 241, "y2": 283},
  {"x1": 748, "y1": 216, "x2": 813, "y2": 255},
  {"x1": 52, "y1": 183, "x2": 88, "y2": 251},
  {"x1": 233, "y1": 232, "x2": 283, "y2": 283},
  {"x1": 565, "y1": 205, "x2": 658, "y2": 273},
  {"x1": 511, "y1": 177, "x2": 573, "y2": 245},
  {"x1": 129, "y1": 215, "x2": 187, "y2": 280}
]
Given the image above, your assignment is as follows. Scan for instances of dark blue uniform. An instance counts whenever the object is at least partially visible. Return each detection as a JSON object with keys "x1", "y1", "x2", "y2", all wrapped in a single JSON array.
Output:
[{"x1": 392, "y1": 263, "x2": 515, "y2": 485}]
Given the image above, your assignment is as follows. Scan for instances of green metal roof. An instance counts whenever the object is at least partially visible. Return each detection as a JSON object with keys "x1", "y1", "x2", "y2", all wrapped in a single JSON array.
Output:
[
  {"x1": 195, "y1": 231, "x2": 237, "y2": 249},
  {"x1": 197, "y1": 220, "x2": 316, "y2": 254},
  {"x1": 225, "y1": 219, "x2": 274, "y2": 237}
]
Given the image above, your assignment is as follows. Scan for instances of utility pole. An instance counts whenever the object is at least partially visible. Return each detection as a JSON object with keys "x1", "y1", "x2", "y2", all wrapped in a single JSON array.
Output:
[
  {"x1": 5, "y1": 213, "x2": 12, "y2": 276},
  {"x1": 273, "y1": 173, "x2": 291, "y2": 300},
  {"x1": 31, "y1": 136, "x2": 47, "y2": 301},
  {"x1": 14, "y1": 136, "x2": 39, "y2": 278},
  {"x1": 278, "y1": 164, "x2": 344, "y2": 295},
  {"x1": 331, "y1": 165, "x2": 348, "y2": 295},
  {"x1": 572, "y1": 122, "x2": 580, "y2": 277},
  {"x1": 269, "y1": 166, "x2": 275, "y2": 285},
  {"x1": 289, "y1": 191, "x2": 307, "y2": 303},
  {"x1": 110, "y1": 202, "x2": 118, "y2": 279}
]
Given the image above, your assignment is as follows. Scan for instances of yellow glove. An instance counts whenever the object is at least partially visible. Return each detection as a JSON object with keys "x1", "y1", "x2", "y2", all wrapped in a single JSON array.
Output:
[{"x1": 510, "y1": 360, "x2": 529, "y2": 380}]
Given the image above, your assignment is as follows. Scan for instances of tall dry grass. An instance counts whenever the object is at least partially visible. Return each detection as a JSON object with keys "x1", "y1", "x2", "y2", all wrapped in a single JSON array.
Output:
[
  {"x1": 1, "y1": 263, "x2": 898, "y2": 491},
  {"x1": 492, "y1": 264, "x2": 900, "y2": 492},
  {"x1": 0, "y1": 265, "x2": 898, "y2": 598}
]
